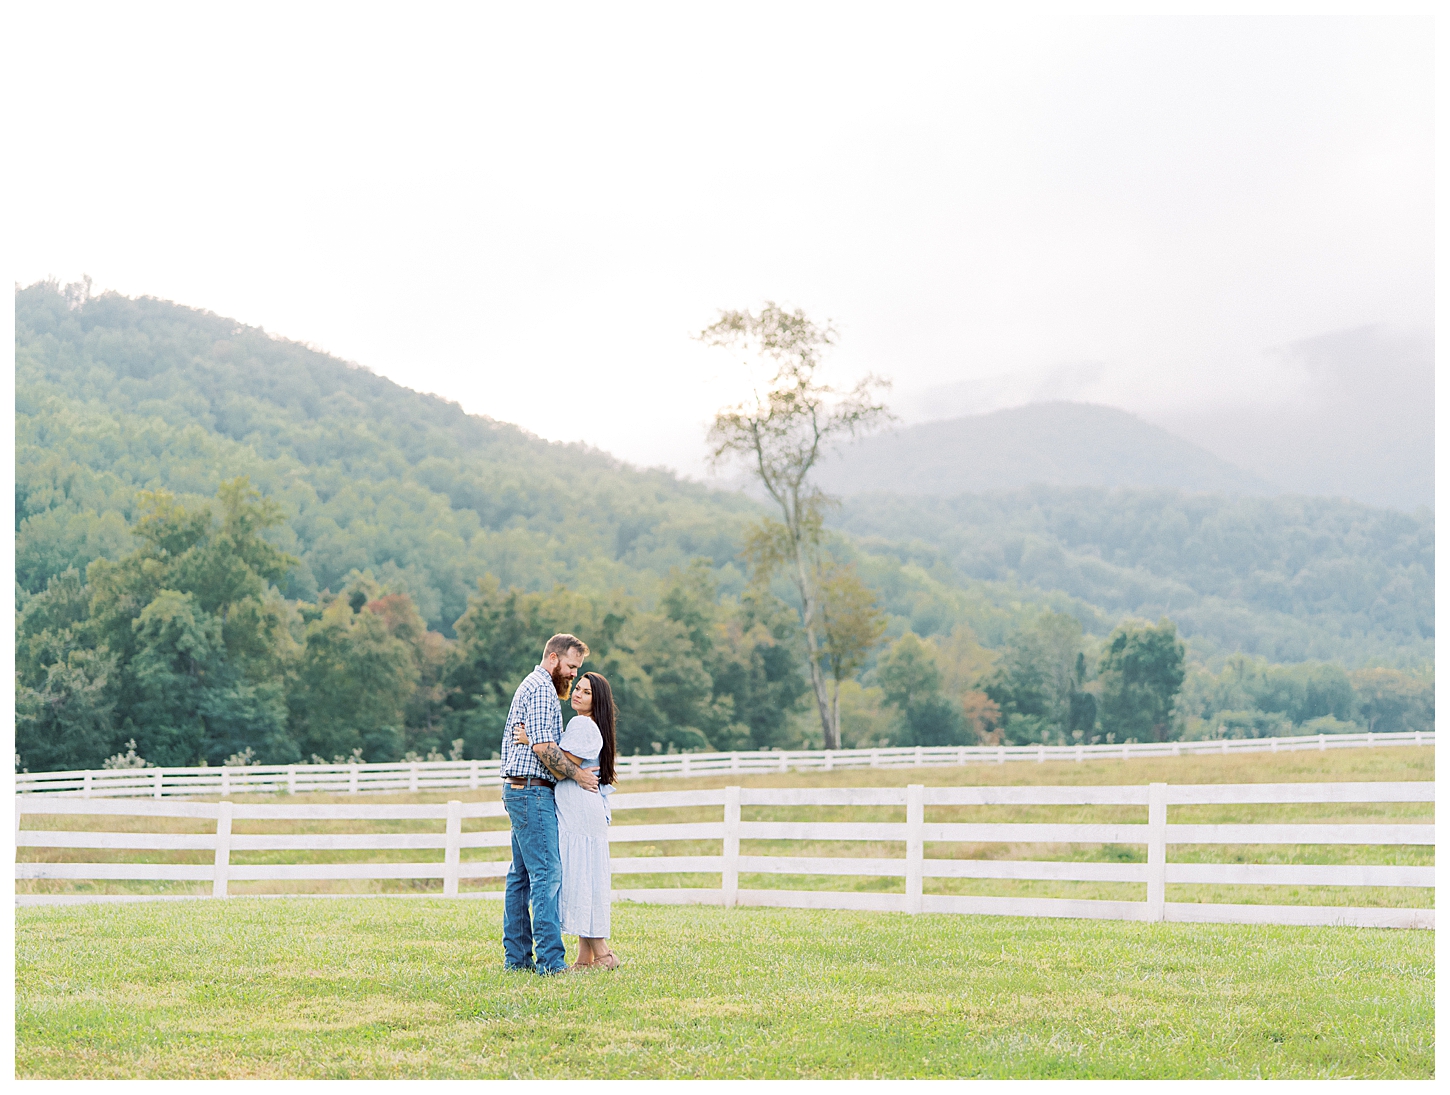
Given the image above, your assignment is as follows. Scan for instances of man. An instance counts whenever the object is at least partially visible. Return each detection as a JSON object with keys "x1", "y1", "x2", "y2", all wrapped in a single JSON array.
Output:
[{"x1": 499, "y1": 633, "x2": 599, "y2": 974}]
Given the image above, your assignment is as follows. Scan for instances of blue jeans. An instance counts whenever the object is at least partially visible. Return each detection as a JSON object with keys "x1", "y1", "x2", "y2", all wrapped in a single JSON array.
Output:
[{"x1": 502, "y1": 784, "x2": 566, "y2": 973}]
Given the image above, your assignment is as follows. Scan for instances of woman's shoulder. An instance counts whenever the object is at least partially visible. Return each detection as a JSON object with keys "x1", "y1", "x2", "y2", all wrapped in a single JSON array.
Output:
[{"x1": 563, "y1": 715, "x2": 601, "y2": 742}]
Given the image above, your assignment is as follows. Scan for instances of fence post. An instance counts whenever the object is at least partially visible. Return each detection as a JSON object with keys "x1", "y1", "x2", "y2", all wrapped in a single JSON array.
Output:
[
  {"x1": 287, "y1": 766, "x2": 297, "y2": 795},
  {"x1": 682, "y1": 754, "x2": 692, "y2": 778},
  {"x1": 443, "y1": 800, "x2": 462, "y2": 897},
  {"x1": 220, "y1": 766, "x2": 231, "y2": 796},
  {"x1": 1037, "y1": 745, "x2": 1045, "y2": 763},
  {"x1": 1075, "y1": 745, "x2": 1083, "y2": 762},
  {"x1": 1146, "y1": 782, "x2": 1167, "y2": 922},
  {"x1": 871, "y1": 749, "x2": 881, "y2": 768},
  {"x1": 469, "y1": 761, "x2": 479, "y2": 790},
  {"x1": 1368, "y1": 733, "x2": 1376, "y2": 748},
  {"x1": 83, "y1": 771, "x2": 93, "y2": 799},
  {"x1": 914, "y1": 746, "x2": 924, "y2": 767},
  {"x1": 779, "y1": 752, "x2": 789, "y2": 773},
  {"x1": 730, "y1": 752, "x2": 740, "y2": 773},
  {"x1": 1270, "y1": 737, "x2": 1278, "y2": 754},
  {"x1": 905, "y1": 784, "x2": 924, "y2": 914},
  {"x1": 154, "y1": 768, "x2": 165, "y2": 799},
  {"x1": 212, "y1": 801, "x2": 233, "y2": 899},
  {"x1": 997, "y1": 746, "x2": 1005, "y2": 765},
  {"x1": 410, "y1": 764, "x2": 420, "y2": 792},
  {"x1": 722, "y1": 785, "x2": 741, "y2": 908},
  {"x1": 824, "y1": 750, "x2": 834, "y2": 772},
  {"x1": 1414, "y1": 731, "x2": 1422, "y2": 747}
]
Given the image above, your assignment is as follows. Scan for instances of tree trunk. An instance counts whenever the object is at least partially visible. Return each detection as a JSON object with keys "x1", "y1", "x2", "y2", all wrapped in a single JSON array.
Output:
[
  {"x1": 790, "y1": 532, "x2": 838, "y2": 750},
  {"x1": 830, "y1": 677, "x2": 842, "y2": 750}
]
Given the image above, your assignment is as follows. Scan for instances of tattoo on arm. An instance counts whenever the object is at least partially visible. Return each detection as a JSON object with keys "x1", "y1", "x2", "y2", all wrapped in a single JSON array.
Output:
[{"x1": 535, "y1": 742, "x2": 579, "y2": 782}]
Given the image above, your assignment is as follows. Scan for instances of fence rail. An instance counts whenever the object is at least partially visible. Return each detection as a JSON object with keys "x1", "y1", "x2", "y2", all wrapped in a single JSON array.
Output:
[
  {"x1": 15, "y1": 731, "x2": 1434, "y2": 799},
  {"x1": 15, "y1": 780, "x2": 1434, "y2": 929}
]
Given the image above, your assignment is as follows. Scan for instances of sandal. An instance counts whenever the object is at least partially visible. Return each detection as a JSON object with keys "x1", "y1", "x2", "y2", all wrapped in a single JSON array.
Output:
[{"x1": 594, "y1": 951, "x2": 620, "y2": 971}]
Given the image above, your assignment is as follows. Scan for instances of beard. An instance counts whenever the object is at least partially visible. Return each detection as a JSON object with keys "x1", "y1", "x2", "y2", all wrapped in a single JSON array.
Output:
[{"x1": 551, "y1": 665, "x2": 573, "y2": 700}]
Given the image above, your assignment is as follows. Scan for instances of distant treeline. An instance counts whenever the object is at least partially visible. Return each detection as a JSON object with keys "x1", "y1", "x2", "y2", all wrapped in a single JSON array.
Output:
[
  {"x1": 12, "y1": 281, "x2": 1435, "y2": 771},
  {"x1": 16, "y1": 480, "x2": 1433, "y2": 773}
]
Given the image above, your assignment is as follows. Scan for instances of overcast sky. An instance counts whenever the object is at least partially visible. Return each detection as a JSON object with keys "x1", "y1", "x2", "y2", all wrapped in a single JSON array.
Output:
[{"x1": 9, "y1": 2, "x2": 1433, "y2": 477}]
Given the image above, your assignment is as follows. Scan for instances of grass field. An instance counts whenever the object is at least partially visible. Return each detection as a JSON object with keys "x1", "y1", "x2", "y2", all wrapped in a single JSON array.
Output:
[
  {"x1": 14, "y1": 896, "x2": 1434, "y2": 1079},
  {"x1": 18, "y1": 746, "x2": 1435, "y2": 910}
]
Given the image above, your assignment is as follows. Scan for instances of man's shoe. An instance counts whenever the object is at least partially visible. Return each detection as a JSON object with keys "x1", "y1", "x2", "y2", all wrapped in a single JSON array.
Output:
[
  {"x1": 504, "y1": 963, "x2": 537, "y2": 973},
  {"x1": 537, "y1": 965, "x2": 569, "y2": 977}
]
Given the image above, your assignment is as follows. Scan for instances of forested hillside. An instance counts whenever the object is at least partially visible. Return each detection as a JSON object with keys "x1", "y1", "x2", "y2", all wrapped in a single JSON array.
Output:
[
  {"x1": 14, "y1": 282, "x2": 1434, "y2": 771},
  {"x1": 834, "y1": 487, "x2": 1434, "y2": 668}
]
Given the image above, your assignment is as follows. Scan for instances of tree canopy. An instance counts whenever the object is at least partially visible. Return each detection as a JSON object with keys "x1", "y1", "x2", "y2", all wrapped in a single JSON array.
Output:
[{"x1": 13, "y1": 281, "x2": 1434, "y2": 770}]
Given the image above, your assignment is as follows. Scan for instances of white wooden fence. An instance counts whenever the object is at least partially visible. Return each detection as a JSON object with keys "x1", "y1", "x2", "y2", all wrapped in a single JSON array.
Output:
[
  {"x1": 16, "y1": 781, "x2": 1433, "y2": 929},
  {"x1": 14, "y1": 730, "x2": 1433, "y2": 799}
]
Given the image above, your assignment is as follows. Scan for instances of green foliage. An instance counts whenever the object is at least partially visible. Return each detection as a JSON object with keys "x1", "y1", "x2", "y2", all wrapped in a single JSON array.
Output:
[
  {"x1": 443, "y1": 563, "x2": 809, "y2": 760},
  {"x1": 982, "y1": 611, "x2": 1086, "y2": 745},
  {"x1": 290, "y1": 593, "x2": 418, "y2": 763},
  {"x1": 877, "y1": 633, "x2": 968, "y2": 746},
  {"x1": 1346, "y1": 668, "x2": 1433, "y2": 736},
  {"x1": 833, "y1": 486, "x2": 1433, "y2": 667},
  {"x1": 11, "y1": 282, "x2": 1435, "y2": 769},
  {"x1": 14, "y1": 280, "x2": 761, "y2": 632},
  {"x1": 16, "y1": 478, "x2": 302, "y2": 769},
  {"x1": 1096, "y1": 619, "x2": 1188, "y2": 743}
]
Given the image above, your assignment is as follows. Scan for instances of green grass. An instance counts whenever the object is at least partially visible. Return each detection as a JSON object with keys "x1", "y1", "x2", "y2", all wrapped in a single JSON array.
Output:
[
  {"x1": 14, "y1": 898, "x2": 1433, "y2": 1079},
  {"x1": 19, "y1": 747, "x2": 1434, "y2": 909}
]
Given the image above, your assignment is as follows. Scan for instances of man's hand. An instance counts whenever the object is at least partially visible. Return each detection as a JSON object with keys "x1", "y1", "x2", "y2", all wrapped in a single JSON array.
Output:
[
  {"x1": 572, "y1": 765, "x2": 600, "y2": 793},
  {"x1": 513, "y1": 722, "x2": 530, "y2": 746}
]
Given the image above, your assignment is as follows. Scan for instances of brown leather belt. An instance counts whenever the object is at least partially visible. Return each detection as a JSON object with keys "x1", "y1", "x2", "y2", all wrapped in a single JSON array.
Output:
[{"x1": 505, "y1": 777, "x2": 554, "y2": 788}]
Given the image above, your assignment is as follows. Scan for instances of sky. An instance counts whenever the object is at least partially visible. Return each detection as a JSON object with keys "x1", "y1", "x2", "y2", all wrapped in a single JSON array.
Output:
[{"x1": 8, "y1": 2, "x2": 1434, "y2": 478}]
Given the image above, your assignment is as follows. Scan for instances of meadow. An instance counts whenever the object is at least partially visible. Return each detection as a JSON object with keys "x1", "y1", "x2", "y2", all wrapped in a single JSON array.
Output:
[
  {"x1": 15, "y1": 896, "x2": 1434, "y2": 1079},
  {"x1": 15, "y1": 746, "x2": 1435, "y2": 1078}
]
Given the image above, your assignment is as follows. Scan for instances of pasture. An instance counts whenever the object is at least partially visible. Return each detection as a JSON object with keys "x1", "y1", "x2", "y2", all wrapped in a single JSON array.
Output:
[
  {"x1": 15, "y1": 898, "x2": 1433, "y2": 1079},
  {"x1": 15, "y1": 746, "x2": 1434, "y2": 1078}
]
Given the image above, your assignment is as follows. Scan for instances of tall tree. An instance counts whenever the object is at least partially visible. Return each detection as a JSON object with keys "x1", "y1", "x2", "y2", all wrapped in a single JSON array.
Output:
[
  {"x1": 983, "y1": 611, "x2": 1086, "y2": 745},
  {"x1": 702, "y1": 302, "x2": 890, "y2": 748},
  {"x1": 878, "y1": 632, "x2": 967, "y2": 746},
  {"x1": 1096, "y1": 618, "x2": 1186, "y2": 743},
  {"x1": 1349, "y1": 667, "x2": 1433, "y2": 734}
]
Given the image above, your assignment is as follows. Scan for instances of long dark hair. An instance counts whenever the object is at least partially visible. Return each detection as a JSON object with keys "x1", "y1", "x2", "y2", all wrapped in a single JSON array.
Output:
[{"x1": 583, "y1": 671, "x2": 617, "y2": 785}]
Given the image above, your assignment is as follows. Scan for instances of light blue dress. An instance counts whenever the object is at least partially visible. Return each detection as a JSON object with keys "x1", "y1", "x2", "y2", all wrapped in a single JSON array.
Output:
[{"x1": 555, "y1": 715, "x2": 611, "y2": 938}]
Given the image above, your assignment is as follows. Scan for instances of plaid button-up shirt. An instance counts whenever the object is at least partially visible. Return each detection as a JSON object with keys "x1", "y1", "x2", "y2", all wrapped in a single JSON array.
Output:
[{"x1": 499, "y1": 665, "x2": 563, "y2": 782}]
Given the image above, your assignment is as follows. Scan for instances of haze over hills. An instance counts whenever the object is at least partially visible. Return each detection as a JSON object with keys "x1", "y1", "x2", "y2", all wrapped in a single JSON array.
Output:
[
  {"x1": 813, "y1": 403, "x2": 1275, "y2": 498},
  {"x1": 878, "y1": 325, "x2": 1432, "y2": 512},
  {"x1": 1154, "y1": 325, "x2": 1433, "y2": 512}
]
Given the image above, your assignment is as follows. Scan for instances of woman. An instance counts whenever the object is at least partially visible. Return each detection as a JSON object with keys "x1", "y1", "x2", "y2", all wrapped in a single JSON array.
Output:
[{"x1": 514, "y1": 670, "x2": 619, "y2": 971}]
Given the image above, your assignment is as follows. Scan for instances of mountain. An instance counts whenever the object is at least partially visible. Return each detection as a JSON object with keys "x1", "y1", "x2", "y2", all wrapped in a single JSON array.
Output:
[
  {"x1": 13, "y1": 282, "x2": 1432, "y2": 669},
  {"x1": 1153, "y1": 325, "x2": 1433, "y2": 512},
  {"x1": 813, "y1": 402, "x2": 1275, "y2": 497}
]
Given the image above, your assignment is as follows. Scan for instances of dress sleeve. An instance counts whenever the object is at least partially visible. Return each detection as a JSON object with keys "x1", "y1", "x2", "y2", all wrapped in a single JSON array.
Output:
[{"x1": 560, "y1": 716, "x2": 603, "y2": 756}]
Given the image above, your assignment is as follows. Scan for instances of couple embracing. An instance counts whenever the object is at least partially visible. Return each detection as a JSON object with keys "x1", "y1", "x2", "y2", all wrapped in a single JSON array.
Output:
[{"x1": 500, "y1": 633, "x2": 620, "y2": 974}]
